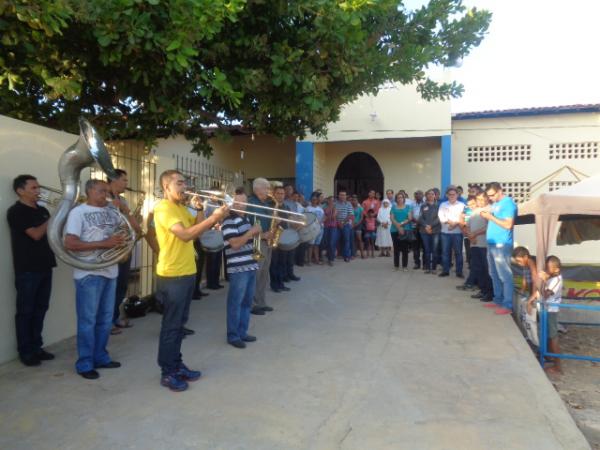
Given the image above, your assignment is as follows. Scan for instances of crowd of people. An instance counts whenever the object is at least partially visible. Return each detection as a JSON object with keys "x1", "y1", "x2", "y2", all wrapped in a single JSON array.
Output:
[{"x1": 7, "y1": 170, "x2": 565, "y2": 392}]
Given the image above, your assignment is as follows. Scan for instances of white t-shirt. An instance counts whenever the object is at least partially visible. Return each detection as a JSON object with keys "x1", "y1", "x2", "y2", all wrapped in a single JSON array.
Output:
[
  {"x1": 545, "y1": 274, "x2": 563, "y2": 313},
  {"x1": 305, "y1": 205, "x2": 325, "y2": 224},
  {"x1": 65, "y1": 203, "x2": 120, "y2": 280},
  {"x1": 438, "y1": 201, "x2": 465, "y2": 234}
]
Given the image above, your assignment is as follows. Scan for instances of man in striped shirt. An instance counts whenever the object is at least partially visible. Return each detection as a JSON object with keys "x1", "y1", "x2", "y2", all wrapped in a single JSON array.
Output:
[
  {"x1": 333, "y1": 190, "x2": 355, "y2": 262},
  {"x1": 222, "y1": 191, "x2": 262, "y2": 349}
]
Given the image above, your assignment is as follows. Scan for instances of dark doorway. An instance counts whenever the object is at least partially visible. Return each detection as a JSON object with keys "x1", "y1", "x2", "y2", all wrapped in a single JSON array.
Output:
[{"x1": 334, "y1": 152, "x2": 384, "y2": 201}]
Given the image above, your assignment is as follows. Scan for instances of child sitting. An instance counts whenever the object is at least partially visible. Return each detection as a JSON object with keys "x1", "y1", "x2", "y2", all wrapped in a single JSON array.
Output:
[
  {"x1": 529, "y1": 255, "x2": 563, "y2": 374},
  {"x1": 363, "y1": 209, "x2": 377, "y2": 258}
]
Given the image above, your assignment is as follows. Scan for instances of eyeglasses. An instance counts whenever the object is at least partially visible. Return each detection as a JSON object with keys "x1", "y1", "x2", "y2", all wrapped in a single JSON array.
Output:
[{"x1": 486, "y1": 191, "x2": 497, "y2": 197}]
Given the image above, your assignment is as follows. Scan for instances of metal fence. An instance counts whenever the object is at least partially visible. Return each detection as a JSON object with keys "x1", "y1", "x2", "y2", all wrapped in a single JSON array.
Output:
[
  {"x1": 174, "y1": 154, "x2": 244, "y2": 192},
  {"x1": 539, "y1": 301, "x2": 600, "y2": 366},
  {"x1": 89, "y1": 141, "x2": 157, "y2": 298}
]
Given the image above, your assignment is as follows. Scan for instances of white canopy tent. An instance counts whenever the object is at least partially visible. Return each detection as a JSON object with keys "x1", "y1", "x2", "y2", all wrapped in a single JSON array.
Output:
[{"x1": 516, "y1": 173, "x2": 600, "y2": 270}]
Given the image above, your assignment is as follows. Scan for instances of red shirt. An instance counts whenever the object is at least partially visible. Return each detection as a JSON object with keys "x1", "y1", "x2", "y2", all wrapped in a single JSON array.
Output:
[
  {"x1": 361, "y1": 198, "x2": 381, "y2": 214},
  {"x1": 324, "y1": 206, "x2": 337, "y2": 228},
  {"x1": 365, "y1": 217, "x2": 377, "y2": 232}
]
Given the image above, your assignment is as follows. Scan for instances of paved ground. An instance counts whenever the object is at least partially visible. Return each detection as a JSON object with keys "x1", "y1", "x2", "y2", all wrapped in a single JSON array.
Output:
[{"x1": 0, "y1": 257, "x2": 590, "y2": 450}]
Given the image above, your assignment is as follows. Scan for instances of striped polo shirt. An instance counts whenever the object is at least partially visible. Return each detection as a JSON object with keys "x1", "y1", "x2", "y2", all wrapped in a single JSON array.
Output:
[
  {"x1": 334, "y1": 200, "x2": 354, "y2": 223},
  {"x1": 222, "y1": 213, "x2": 259, "y2": 274}
]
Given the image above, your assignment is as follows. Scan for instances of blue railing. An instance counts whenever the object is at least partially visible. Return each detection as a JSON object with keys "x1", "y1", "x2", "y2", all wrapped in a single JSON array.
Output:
[{"x1": 539, "y1": 301, "x2": 600, "y2": 367}]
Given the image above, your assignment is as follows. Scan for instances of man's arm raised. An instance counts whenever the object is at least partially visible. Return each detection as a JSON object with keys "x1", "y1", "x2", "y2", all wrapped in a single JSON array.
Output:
[{"x1": 169, "y1": 205, "x2": 229, "y2": 242}]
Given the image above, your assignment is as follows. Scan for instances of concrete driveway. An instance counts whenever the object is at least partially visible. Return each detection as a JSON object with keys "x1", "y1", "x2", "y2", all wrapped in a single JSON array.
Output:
[{"x1": 0, "y1": 257, "x2": 590, "y2": 449}]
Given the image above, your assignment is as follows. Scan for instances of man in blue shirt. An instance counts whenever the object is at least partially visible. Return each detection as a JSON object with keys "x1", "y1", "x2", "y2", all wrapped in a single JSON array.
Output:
[{"x1": 480, "y1": 182, "x2": 518, "y2": 315}]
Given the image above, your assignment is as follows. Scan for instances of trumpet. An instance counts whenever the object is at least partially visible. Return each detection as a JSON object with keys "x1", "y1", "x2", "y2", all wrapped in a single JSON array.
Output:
[
  {"x1": 184, "y1": 190, "x2": 307, "y2": 226},
  {"x1": 252, "y1": 222, "x2": 264, "y2": 261}
]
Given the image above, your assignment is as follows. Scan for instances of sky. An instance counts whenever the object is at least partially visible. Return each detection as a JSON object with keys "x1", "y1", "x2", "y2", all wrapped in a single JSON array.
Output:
[{"x1": 407, "y1": 0, "x2": 600, "y2": 113}]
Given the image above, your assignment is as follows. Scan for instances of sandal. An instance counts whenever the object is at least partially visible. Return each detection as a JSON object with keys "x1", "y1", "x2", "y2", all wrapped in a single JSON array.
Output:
[
  {"x1": 110, "y1": 326, "x2": 122, "y2": 335},
  {"x1": 115, "y1": 320, "x2": 133, "y2": 329}
]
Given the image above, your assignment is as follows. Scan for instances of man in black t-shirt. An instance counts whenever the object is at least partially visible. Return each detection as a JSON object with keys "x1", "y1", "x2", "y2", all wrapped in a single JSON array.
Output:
[{"x1": 7, "y1": 175, "x2": 57, "y2": 366}]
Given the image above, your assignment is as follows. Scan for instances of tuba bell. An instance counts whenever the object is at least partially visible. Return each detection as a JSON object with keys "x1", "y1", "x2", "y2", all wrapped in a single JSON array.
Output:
[{"x1": 47, "y1": 117, "x2": 136, "y2": 269}]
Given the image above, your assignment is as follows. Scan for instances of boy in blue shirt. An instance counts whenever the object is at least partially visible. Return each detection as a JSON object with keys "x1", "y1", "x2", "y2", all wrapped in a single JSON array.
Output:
[{"x1": 480, "y1": 182, "x2": 518, "y2": 315}]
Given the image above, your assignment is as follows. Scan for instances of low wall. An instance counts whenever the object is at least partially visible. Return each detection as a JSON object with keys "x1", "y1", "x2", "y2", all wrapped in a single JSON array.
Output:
[{"x1": 0, "y1": 116, "x2": 80, "y2": 364}]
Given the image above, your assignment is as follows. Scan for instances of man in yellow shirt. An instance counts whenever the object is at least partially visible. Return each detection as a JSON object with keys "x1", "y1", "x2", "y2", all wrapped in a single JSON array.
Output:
[{"x1": 154, "y1": 170, "x2": 228, "y2": 392}]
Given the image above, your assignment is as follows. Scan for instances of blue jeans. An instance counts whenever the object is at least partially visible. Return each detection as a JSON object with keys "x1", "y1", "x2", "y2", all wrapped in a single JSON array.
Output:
[
  {"x1": 325, "y1": 227, "x2": 338, "y2": 262},
  {"x1": 14, "y1": 270, "x2": 53, "y2": 357},
  {"x1": 332, "y1": 224, "x2": 352, "y2": 260},
  {"x1": 226, "y1": 270, "x2": 256, "y2": 342},
  {"x1": 441, "y1": 233, "x2": 464, "y2": 275},
  {"x1": 420, "y1": 232, "x2": 440, "y2": 271},
  {"x1": 487, "y1": 244, "x2": 514, "y2": 309},
  {"x1": 156, "y1": 274, "x2": 195, "y2": 375},
  {"x1": 75, "y1": 275, "x2": 117, "y2": 373}
]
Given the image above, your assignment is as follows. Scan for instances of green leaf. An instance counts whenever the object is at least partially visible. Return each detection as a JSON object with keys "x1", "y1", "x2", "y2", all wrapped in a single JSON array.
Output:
[
  {"x1": 166, "y1": 40, "x2": 181, "y2": 51},
  {"x1": 97, "y1": 35, "x2": 112, "y2": 47},
  {"x1": 0, "y1": 0, "x2": 491, "y2": 157}
]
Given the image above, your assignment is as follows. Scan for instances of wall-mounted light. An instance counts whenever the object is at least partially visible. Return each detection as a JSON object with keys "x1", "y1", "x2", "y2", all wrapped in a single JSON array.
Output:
[{"x1": 240, "y1": 148, "x2": 245, "y2": 160}]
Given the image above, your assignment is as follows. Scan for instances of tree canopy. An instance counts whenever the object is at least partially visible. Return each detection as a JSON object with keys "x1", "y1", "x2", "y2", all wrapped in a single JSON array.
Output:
[{"x1": 0, "y1": 0, "x2": 491, "y2": 155}]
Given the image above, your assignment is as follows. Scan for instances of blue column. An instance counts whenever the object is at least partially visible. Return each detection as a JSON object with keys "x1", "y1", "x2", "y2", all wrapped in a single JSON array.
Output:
[
  {"x1": 295, "y1": 141, "x2": 314, "y2": 198},
  {"x1": 441, "y1": 135, "x2": 452, "y2": 191}
]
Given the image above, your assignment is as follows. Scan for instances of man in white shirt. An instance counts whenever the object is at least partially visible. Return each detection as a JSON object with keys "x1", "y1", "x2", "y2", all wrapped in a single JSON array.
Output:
[
  {"x1": 64, "y1": 179, "x2": 126, "y2": 380},
  {"x1": 437, "y1": 187, "x2": 465, "y2": 278}
]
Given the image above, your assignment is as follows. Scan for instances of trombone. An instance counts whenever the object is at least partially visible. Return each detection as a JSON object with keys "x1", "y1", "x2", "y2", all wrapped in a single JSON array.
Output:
[{"x1": 184, "y1": 190, "x2": 307, "y2": 226}]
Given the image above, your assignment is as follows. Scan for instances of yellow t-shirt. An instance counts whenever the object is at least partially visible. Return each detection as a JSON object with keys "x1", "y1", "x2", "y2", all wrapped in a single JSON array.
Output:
[{"x1": 154, "y1": 199, "x2": 196, "y2": 277}]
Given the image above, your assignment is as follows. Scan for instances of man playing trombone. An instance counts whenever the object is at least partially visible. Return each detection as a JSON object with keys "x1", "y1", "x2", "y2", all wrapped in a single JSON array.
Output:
[{"x1": 153, "y1": 170, "x2": 228, "y2": 392}]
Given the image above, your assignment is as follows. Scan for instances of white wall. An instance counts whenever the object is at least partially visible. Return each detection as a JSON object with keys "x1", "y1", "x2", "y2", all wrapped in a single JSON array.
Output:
[
  {"x1": 0, "y1": 116, "x2": 79, "y2": 364},
  {"x1": 452, "y1": 112, "x2": 600, "y2": 263},
  {"x1": 314, "y1": 137, "x2": 441, "y2": 195},
  {"x1": 306, "y1": 83, "x2": 451, "y2": 142}
]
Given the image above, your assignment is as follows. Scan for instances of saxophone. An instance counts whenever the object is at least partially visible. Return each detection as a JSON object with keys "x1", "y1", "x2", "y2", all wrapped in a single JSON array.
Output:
[{"x1": 268, "y1": 195, "x2": 284, "y2": 248}]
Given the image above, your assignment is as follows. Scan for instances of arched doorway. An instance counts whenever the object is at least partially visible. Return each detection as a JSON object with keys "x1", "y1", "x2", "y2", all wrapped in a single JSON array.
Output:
[{"x1": 334, "y1": 152, "x2": 384, "y2": 200}]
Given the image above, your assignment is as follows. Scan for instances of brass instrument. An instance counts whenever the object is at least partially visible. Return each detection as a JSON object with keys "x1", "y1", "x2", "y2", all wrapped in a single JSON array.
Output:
[
  {"x1": 268, "y1": 196, "x2": 284, "y2": 248},
  {"x1": 252, "y1": 222, "x2": 264, "y2": 261},
  {"x1": 184, "y1": 190, "x2": 307, "y2": 226},
  {"x1": 125, "y1": 187, "x2": 146, "y2": 226},
  {"x1": 47, "y1": 117, "x2": 136, "y2": 269},
  {"x1": 39, "y1": 185, "x2": 85, "y2": 209},
  {"x1": 186, "y1": 189, "x2": 306, "y2": 261}
]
